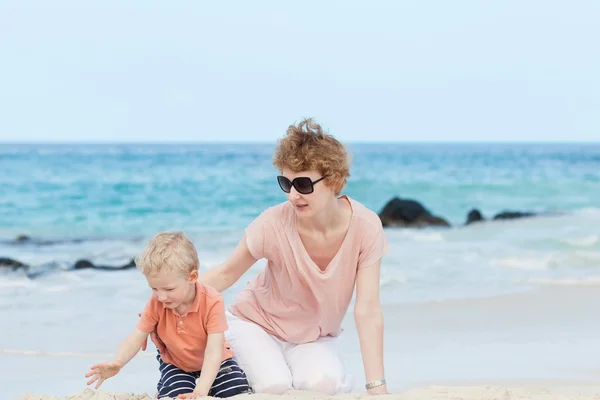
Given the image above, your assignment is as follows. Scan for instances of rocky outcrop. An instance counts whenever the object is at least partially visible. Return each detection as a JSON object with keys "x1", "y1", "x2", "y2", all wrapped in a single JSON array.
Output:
[
  {"x1": 378, "y1": 197, "x2": 542, "y2": 228},
  {"x1": 465, "y1": 208, "x2": 537, "y2": 225},
  {"x1": 465, "y1": 209, "x2": 484, "y2": 224},
  {"x1": 0, "y1": 257, "x2": 136, "y2": 278},
  {"x1": 378, "y1": 197, "x2": 451, "y2": 228},
  {"x1": 10, "y1": 235, "x2": 86, "y2": 245},
  {"x1": 0, "y1": 257, "x2": 29, "y2": 271},
  {"x1": 493, "y1": 211, "x2": 537, "y2": 220},
  {"x1": 74, "y1": 258, "x2": 136, "y2": 270}
]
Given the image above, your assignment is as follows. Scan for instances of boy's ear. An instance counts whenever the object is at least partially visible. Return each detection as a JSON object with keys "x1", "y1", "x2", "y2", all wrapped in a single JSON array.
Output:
[{"x1": 189, "y1": 270, "x2": 198, "y2": 283}]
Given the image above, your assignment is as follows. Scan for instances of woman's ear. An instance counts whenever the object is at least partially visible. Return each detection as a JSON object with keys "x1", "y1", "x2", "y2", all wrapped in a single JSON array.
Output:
[{"x1": 327, "y1": 176, "x2": 345, "y2": 196}]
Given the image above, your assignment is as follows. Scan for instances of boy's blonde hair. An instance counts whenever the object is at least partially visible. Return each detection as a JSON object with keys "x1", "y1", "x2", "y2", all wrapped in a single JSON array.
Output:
[
  {"x1": 135, "y1": 231, "x2": 199, "y2": 276},
  {"x1": 273, "y1": 118, "x2": 351, "y2": 195}
]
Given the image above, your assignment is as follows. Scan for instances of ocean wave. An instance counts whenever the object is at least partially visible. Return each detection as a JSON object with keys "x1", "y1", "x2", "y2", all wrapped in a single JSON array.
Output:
[
  {"x1": 489, "y1": 250, "x2": 600, "y2": 270},
  {"x1": 489, "y1": 255, "x2": 555, "y2": 270},
  {"x1": 380, "y1": 275, "x2": 407, "y2": 287},
  {"x1": 0, "y1": 276, "x2": 36, "y2": 289},
  {"x1": 528, "y1": 276, "x2": 600, "y2": 286},
  {"x1": 561, "y1": 235, "x2": 599, "y2": 247},
  {"x1": 394, "y1": 230, "x2": 446, "y2": 243},
  {"x1": 574, "y1": 207, "x2": 600, "y2": 216}
]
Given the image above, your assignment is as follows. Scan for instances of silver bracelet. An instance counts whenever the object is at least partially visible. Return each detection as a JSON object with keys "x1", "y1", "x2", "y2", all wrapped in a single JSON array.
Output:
[{"x1": 365, "y1": 378, "x2": 386, "y2": 390}]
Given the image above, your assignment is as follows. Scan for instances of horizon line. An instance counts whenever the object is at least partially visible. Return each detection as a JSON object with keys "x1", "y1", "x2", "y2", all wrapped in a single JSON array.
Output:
[{"x1": 1, "y1": 140, "x2": 599, "y2": 145}]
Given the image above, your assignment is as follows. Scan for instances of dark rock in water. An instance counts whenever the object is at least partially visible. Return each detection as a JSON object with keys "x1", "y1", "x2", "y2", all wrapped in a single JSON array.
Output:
[
  {"x1": 93, "y1": 259, "x2": 136, "y2": 270},
  {"x1": 4, "y1": 235, "x2": 145, "y2": 247},
  {"x1": 9, "y1": 235, "x2": 96, "y2": 246},
  {"x1": 465, "y1": 209, "x2": 485, "y2": 225},
  {"x1": 464, "y1": 209, "x2": 538, "y2": 226},
  {"x1": 73, "y1": 258, "x2": 136, "y2": 270},
  {"x1": 0, "y1": 257, "x2": 30, "y2": 271},
  {"x1": 493, "y1": 211, "x2": 536, "y2": 220},
  {"x1": 74, "y1": 259, "x2": 95, "y2": 269},
  {"x1": 0, "y1": 257, "x2": 136, "y2": 279},
  {"x1": 378, "y1": 197, "x2": 451, "y2": 227},
  {"x1": 26, "y1": 237, "x2": 83, "y2": 245}
]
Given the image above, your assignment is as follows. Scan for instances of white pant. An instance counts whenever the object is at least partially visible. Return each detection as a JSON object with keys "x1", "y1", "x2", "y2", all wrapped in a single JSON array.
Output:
[{"x1": 225, "y1": 311, "x2": 354, "y2": 395}]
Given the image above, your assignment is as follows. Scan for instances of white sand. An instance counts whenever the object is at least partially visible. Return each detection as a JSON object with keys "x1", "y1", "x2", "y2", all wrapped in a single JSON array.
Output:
[
  {"x1": 11, "y1": 384, "x2": 600, "y2": 400},
  {"x1": 7, "y1": 287, "x2": 600, "y2": 400}
]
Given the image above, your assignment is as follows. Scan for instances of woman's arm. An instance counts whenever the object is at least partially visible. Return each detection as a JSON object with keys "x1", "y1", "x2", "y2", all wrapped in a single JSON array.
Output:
[
  {"x1": 354, "y1": 260, "x2": 387, "y2": 395},
  {"x1": 198, "y1": 236, "x2": 257, "y2": 292}
]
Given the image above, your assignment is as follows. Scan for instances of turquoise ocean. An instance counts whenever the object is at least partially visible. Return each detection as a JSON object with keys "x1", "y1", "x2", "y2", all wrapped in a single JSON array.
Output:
[{"x1": 1, "y1": 143, "x2": 600, "y2": 303}]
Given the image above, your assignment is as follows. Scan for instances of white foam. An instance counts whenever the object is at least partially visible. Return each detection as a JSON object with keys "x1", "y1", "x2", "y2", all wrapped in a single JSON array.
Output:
[
  {"x1": 44, "y1": 285, "x2": 70, "y2": 293},
  {"x1": 380, "y1": 275, "x2": 407, "y2": 287},
  {"x1": 411, "y1": 232, "x2": 446, "y2": 242},
  {"x1": 576, "y1": 207, "x2": 600, "y2": 216},
  {"x1": 573, "y1": 250, "x2": 600, "y2": 262},
  {"x1": 463, "y1": 252, "x2": 479, "y2": 262},
  {"x1": 561, "y1": 234, "x2": 599, "y2": 247},
  {"x1": 0, "y1": 277, "x2": 36, "y2": 289},
  {"x1": 395, "y1": 229, "x2": 447, "y2": 243},
  {"x1": 528, "y1": 276, "x2": 600, "y2": 287},
  {"x1": 60, "y1": 271, "x2": 86, "y2": 282},
  {"x1": 489, "y1": 255, "x2": 555, "y2": 270}
]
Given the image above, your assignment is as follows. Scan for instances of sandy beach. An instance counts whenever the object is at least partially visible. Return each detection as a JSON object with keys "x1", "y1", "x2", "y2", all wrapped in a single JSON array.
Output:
[
  {"x1": 6, "y1": 286, "x2": 600, "y2": 400},
  {"x1": 12, "y1": 383, "x2": 600, "y2": 400}
]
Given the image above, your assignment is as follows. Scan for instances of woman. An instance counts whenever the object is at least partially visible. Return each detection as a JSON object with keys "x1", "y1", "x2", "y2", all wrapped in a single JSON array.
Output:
[{"x1": 199, "y1": 118, "x2": 389, "y2": 395}]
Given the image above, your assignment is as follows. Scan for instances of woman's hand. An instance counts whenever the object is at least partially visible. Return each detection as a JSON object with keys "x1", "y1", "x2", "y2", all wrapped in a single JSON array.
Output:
[{"x1": 85, "y1": 361, "x2": 122, "y2": 389}]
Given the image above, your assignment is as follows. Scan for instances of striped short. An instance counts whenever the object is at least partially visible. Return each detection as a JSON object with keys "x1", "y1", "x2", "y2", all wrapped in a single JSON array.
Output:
[{"x1": 156, "y1": 354, "x2": 252, "y2": 399}]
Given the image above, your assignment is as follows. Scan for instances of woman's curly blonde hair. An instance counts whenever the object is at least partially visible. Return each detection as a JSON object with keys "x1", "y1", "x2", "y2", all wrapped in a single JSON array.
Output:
[{"x1": 273, "y1": 118, "x2": 351, "y2": 195}]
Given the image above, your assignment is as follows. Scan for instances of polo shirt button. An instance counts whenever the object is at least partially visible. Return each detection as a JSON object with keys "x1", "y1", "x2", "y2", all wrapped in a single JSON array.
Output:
[{"x1": 179, "y1": 320, "x2": 183, "y2": 324}]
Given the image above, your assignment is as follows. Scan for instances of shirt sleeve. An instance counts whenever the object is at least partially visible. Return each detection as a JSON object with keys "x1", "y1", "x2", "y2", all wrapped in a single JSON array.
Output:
[
  {"x1": 137, "y1": 297, "x2": 159, "y2": 333},
  {"x1": 244, "y1": 212, "x2": 267, "y2": 260},
  {"x1": 205, "y1": 294, "x2": 229, "y2": 334},
  {"x1": 357, "y1": 219, "x2": 389, "y2": 270}
]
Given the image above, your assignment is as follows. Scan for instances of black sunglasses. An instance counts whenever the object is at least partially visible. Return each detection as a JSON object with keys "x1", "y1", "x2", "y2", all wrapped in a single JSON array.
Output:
[{"x1": 277, "y1": 175, "x2": 326, "y2": 194}]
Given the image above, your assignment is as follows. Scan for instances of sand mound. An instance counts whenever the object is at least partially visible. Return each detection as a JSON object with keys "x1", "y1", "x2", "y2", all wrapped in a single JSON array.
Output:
[{"x1": 11, "y1": 386, "x2": 600, "y2": 400}]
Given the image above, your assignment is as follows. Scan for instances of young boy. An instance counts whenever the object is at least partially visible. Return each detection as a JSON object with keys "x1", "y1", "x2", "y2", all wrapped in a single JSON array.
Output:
[{"x1": 85, "y1": 231, "x2": 252, "y2": 399}]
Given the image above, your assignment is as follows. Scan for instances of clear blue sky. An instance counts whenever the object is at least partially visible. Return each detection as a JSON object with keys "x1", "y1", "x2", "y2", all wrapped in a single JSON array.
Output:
[{"x1": 0, "y1": 1, "x2": 598, "y2": 143}]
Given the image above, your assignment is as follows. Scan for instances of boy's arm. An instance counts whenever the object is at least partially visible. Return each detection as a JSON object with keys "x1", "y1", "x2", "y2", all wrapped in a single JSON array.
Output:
[
  {"x1": 113, "y1": 328, "x2": 150, "y2": 366},
  {"x1": 193, "y1": 332, "x2": 225, "y2": 396},
  {"x1": 86, "y1": 328, "x2": 149, "y2": 389}
]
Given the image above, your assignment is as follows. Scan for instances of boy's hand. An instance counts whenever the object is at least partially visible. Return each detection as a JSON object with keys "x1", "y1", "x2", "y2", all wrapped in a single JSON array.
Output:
[
  {"x1": 85, "y1": 361, "x2": 122, "y2": 389},
  {"x1": 177, "y1": 392, "x2": 205, "y2": 399}
]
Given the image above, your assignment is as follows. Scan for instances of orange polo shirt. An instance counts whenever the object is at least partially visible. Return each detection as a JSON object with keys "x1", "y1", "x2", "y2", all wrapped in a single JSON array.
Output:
[{"x1": 137, "y1": 282, "x2": 234, "y2": 372}]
